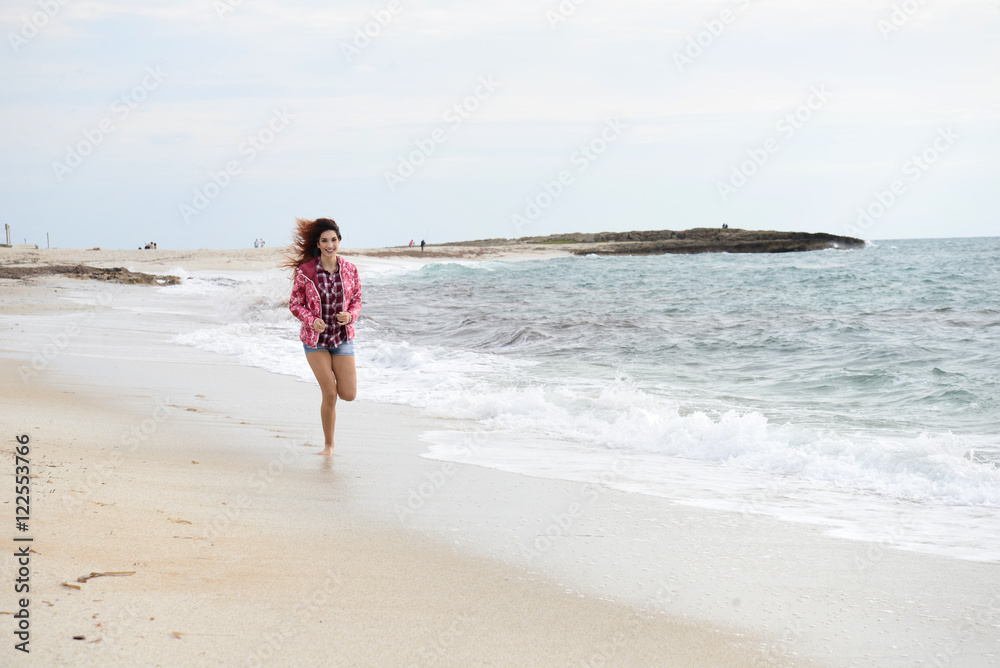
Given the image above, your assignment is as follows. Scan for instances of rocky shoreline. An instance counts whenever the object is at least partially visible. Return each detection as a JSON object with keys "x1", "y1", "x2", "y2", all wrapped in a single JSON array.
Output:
[{"x1": 0, "y1": 264, "x2": 180, "y2": 284}]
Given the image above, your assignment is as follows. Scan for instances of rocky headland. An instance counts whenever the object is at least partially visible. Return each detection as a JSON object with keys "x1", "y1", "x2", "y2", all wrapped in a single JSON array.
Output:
[{"x1": 438, "y1": 228, "x2": 865, "y2": 255}]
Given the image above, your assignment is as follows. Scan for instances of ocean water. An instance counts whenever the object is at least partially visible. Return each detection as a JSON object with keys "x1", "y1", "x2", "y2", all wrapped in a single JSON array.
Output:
[{"x1": 166, "y1": 238, "x2": 1000, "y2": 562}]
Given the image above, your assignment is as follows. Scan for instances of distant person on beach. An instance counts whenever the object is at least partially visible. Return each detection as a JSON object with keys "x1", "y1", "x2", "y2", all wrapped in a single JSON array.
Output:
[
  {"x1": 420, "y1": 239, "x2": 425, "y2": 252},
  {"x1": 284, "y1": 218, "x2": 361, "y2": 455},
  {"x1": 409, "y1": 239, "x2": 414, "y2": 247},
  {"x1": 254, "y1": 239, "x2": 260, "y2": 248}
]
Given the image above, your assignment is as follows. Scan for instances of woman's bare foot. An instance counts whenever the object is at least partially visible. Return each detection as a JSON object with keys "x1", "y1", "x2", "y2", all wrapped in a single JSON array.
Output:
[{"x1": 318, "y1": 445, "x2": 334, "y2": 456}]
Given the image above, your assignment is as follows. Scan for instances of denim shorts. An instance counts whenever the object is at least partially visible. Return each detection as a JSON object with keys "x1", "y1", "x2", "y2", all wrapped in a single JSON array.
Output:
[{"x1": 303, "y1": 339, "x2": 354, "y2": 356}]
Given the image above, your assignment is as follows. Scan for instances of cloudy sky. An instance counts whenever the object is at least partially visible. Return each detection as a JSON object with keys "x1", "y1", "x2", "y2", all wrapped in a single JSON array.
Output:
[{"x1": 2, "y1": 0, "x2": 997, "y2": 250}]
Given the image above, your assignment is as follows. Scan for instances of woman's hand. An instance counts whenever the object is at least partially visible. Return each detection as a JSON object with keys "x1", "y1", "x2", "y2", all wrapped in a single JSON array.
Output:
[
  {"x1": 312, "y1": 318, "x2": 326, "y2": 333},
  {"x1": 335, "y1": 311, "x2": 352, "y2": 326}
]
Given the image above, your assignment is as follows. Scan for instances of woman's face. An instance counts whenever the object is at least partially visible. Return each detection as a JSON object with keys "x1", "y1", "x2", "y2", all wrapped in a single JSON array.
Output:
[{"x1": 317, "y1": 230, "x2": 340, "y2": 257}]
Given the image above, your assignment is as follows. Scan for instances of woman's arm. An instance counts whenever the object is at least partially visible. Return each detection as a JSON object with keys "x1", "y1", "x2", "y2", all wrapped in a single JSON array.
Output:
[
  {"x1": 345, "y1": 265, "x2": 362, "y2": 324},
  {"x1": 288, "y1": 272, "x2": 314, "y2": 324}
]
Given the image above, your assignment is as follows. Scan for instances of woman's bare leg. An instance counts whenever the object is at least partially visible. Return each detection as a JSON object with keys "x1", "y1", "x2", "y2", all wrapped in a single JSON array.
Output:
[
  {"x1": 331, "y1": 355, "x2": 357, "y2": 401},
  {"x1": 306, "y1": 352, "x2": 357, "y2": 454},
  {"x1": 306, "y1": 351, "x2": 338, "y2": 454}
]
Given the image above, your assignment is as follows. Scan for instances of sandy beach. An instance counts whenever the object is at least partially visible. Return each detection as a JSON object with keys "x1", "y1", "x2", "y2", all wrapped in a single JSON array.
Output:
[
  {"x1": 2, "y1": 246, "x2": 999, "y2": 666},
  {"x1": 0, "y1": 244, "x2": 572, "y2": 276}
]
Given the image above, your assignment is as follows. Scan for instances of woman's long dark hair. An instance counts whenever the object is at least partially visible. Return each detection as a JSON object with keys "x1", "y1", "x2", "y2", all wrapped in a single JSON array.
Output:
[{"x1": 282, "y1": 218, "x2": 341, "y2": 269}]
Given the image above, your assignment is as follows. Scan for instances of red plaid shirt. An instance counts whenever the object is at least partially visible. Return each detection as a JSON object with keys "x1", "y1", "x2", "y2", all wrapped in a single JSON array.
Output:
[{"x1": 315, "y1": 258, "x2": 346, "y2": 349}]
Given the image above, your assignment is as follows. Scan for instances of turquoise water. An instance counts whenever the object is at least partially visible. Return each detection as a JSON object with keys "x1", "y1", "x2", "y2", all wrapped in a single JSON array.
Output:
[{"x1": 364, "y1": 238, "x2": 999, "y2": 443}]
